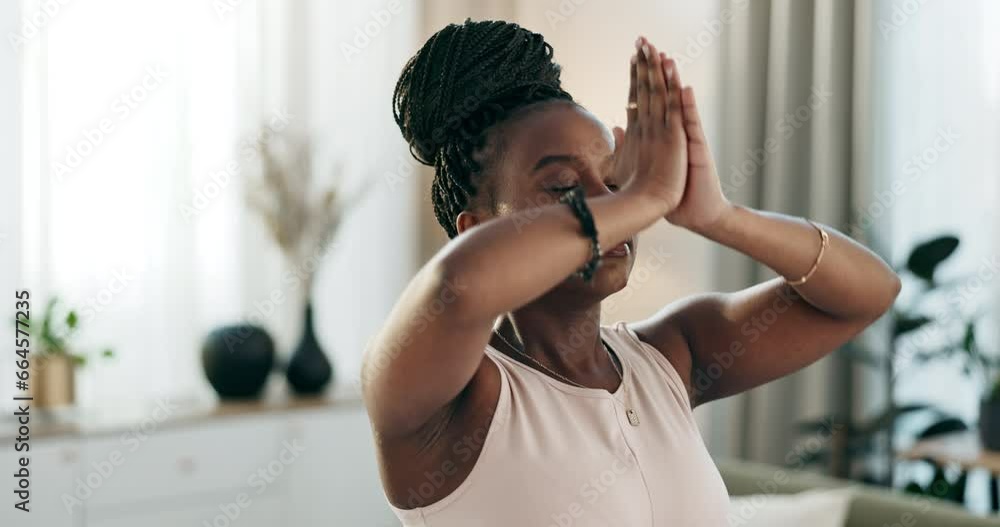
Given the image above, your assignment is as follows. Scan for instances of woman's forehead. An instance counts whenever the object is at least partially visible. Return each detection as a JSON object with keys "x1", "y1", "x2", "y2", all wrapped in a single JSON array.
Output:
[{"x1": 501, "y1": 103, "x2": 614, "y2": 168}]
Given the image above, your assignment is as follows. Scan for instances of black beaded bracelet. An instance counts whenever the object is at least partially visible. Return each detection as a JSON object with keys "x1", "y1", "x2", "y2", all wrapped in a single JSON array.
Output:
[{"x1": 559, "y1": 186, "x2": 601, "y2": 281}]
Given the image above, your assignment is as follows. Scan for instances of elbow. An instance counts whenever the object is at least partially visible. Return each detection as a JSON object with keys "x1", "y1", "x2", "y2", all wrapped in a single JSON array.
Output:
[
  {"x1": 884, "y1": 270, "x2": 902, "y2": 310},
  {"x1": 425, "y1": 257, "x2": 482, "y2": 324},
  {"x1": 889, "y1": 270, "x2": 903, "y2": 298},
  {"x1": 837, "y1": 269, "x2": 900, "y2": 324},
  {"x1": 867, "y1": 270, "x2": 902, "y2": 321}
]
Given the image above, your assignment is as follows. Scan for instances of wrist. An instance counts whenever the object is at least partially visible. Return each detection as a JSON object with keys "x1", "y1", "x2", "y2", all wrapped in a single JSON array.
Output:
[
  {"x1": 619, "y1": 184, "x2": 676, "y2": 218},
  {"x1": 690, "y1": 201, "x2": 740, "y2": 240}
]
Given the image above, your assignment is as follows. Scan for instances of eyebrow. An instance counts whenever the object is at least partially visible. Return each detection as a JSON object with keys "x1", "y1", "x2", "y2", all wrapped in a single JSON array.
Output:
[
  {"x1": 532, "y1": 153, "x2": 614, "y2": 172},
  {"x1": 533, "y1": 154, "x2": 581, "y2": 172}
]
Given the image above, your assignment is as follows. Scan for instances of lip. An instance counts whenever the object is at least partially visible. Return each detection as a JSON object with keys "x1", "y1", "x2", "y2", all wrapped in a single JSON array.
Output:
[{"x1": 603, "y1": 240, "x2": 632, "y2": 258}]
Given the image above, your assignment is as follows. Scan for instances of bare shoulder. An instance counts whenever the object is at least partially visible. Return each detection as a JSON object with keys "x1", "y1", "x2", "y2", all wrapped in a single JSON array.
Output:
[
  {"x1": 626, "y1": 293, "x2": 727, "y2": 403},
  {"x1": 375, "y1": 353, "x2": 504, "y2": 510}
]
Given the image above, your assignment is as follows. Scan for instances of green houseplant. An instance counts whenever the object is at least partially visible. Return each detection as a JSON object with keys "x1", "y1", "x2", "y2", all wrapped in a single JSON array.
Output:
[
  {"x1": 793, "y1": 234, "x2": 997, "y2": 503},
  {"x1": 29, "y1": 297, "x2": 114, "y2": 408}
]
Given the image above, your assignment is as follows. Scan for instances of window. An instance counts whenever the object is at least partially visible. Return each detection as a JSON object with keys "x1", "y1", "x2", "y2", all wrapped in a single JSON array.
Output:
[
  {"x1": 13, "y1": 0, "x2": 420, "y2": 408},
  {"x1": 875, "y1": 0, "x2": 1000, "y2": 507}
]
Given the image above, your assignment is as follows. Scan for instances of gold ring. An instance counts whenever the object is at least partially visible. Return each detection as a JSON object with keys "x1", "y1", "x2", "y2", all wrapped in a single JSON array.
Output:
[{"x1": 626, "y1": 102, "x2": 638, "y2": 110}]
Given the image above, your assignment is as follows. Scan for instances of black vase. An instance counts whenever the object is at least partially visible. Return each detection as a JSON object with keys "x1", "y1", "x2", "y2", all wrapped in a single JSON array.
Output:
[
  {"x1": 980, "y1": 399, "x2": 1000, "y2": 451},
  {"x1": 201, "y1": 325, "x2": 275, "y2": 399},
  {"x1": 285, "y1": 302, "x2": 333, "y2": 395}
]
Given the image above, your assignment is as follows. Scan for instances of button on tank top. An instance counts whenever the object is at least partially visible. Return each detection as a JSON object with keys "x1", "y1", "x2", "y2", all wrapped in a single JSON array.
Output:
[{"x1": 387, "y1": 321, "x2": 731, "y2": 526}]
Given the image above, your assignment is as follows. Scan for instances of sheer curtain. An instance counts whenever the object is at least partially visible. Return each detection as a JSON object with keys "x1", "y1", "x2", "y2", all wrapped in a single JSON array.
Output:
[
  {"x1": 875, "y1": 0, "x2": 1000, "y2": 496},
  {"x1": 12, "y1": 0, "x2": 419, "y2": 410},
  {"x1": 879, "y1": 0, "x2": 1000, "y2": 413}
]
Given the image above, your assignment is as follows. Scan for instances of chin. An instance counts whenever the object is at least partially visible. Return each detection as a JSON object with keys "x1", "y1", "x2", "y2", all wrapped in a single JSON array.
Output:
[
  {"x1": 581, "y1": 256, "x2": 634, "y2": 298},
  {"x1": 548, "y1": 252, "x2": 635, "y2": 304},
  {"x1": 594, "y1": 258, "x2": 632, "y2": 295}
]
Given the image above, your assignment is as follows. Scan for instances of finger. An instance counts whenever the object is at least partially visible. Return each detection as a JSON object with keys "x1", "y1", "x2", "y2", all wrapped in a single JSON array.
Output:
[
  {"x1": 626, "y1": 54, "x2": 638, "y2": 131},
  {"x1": 681, "y1": 86, "x2": 706, "y2": 145},
  {"x1": 646, "y1": 44, "x2": 667, "y2": 134},
  {"x1": 635, "y1": 37, "x2": 651, "y2": 127},
  {"x1": 659, "y1": 53, "x2": 671, "y2": 126},
  {"x1": 662, "y1": 56, "x2": 684, "y2": 132},
  {"x1": 681, "y1": 86, "x2": 712, "y2": 168}
]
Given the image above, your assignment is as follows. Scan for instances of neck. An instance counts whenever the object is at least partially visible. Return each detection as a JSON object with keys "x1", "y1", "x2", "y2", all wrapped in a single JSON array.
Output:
[{"x1": 492, "y1": 294, "x2": 619, "y2": 387}]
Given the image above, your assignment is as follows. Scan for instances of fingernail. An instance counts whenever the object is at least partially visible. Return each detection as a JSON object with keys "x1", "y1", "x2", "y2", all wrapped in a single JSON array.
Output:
[
  {"x1": 630, "y1": 54, "x2": 638, "y2": 65},
  {"x1": 635, "y1": 37, "x2": 642, "y2": 48},
  {"x1": 642, "y1": 44, "x2": 650, "y2": 57}
]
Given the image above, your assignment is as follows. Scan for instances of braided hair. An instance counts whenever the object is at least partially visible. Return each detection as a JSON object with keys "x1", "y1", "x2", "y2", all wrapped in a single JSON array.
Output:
[{"x1": 393, "y1": 19, "x2": 574, "y2": 238}]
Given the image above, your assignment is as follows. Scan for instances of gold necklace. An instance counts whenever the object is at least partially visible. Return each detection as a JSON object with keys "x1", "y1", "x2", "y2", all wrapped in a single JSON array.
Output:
[
  {"x1": 492, "y1": 329, "x2": 639, "y2": 426},
  {"x1": 493, "y1": 330, "x2": 590, "y2": 388}
]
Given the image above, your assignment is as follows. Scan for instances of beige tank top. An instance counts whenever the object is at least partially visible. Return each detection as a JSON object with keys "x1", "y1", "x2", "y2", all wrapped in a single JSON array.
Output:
[{"x1": 387, "y1": 321, "x2": 731, "y2": 526}]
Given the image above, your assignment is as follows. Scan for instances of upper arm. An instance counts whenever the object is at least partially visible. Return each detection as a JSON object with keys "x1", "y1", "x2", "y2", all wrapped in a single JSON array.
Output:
[
  {"x1": 361, "y1": 262, "x2": 496, "y2": 438},
  {"x1": 632, "y1": 277, "x2": 878, "y2": 407}
]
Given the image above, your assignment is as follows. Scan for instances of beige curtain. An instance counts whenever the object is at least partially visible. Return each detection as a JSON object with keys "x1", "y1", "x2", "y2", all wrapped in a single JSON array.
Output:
[{"x1": 712, "y1": 0, "x2": 880, "y2": 465}]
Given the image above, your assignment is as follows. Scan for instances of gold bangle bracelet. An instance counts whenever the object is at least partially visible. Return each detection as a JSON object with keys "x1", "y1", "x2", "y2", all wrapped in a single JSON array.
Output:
[{"x1": 786, "y1": 219, "x2": 829, "y2": 287}]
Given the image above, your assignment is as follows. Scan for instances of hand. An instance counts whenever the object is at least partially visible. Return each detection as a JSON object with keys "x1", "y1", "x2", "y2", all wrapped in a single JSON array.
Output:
[
  {"x1": 616, "y1": 37, "x2": 688, "y2": 216},
  {"x1": 662, "y1": 71, "x2": 733, "y2": 234}
]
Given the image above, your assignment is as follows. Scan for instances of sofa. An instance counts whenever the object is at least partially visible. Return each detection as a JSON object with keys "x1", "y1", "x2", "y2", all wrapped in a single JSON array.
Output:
[{"x1": 716, "y1": 458, "x2": 1000, "y2": 527}]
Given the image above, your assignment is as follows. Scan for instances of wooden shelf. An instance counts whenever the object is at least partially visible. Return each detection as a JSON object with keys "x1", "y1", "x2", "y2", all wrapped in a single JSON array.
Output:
[
  {"x1": 899, "y1": 431, "x2": 1000, "y2": 476},
  {"x1": 1, "y1": 379, "x2": 363, "y2": 442}
]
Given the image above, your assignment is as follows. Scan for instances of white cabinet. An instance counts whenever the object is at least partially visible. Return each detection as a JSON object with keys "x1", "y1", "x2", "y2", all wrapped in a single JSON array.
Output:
[
  {"x1": 1, "y1": 404, "x2": 397, "y2": 526},
  {"x1": 81, "y1": 416, "x2": 284, "y2": 509},
  {"x1": 88, "y1": 495, "x2": 284, "y2": 527},
  {"x1": 0, "y1": 438, "x2": 82, "y2": 527},
  {"x1": 285, "y1": 408, "x2": 398, "y2": 526}
]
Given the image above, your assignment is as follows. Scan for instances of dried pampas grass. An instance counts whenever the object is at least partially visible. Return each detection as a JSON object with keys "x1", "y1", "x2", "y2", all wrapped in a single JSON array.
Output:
[{"x1": 244, "y1": 126, "x2": 368, "y2": 292}]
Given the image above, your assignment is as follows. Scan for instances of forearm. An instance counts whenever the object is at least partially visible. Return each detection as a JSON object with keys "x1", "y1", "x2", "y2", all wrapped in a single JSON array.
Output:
[
  {"x1": 695, "y1": 204, "x2": 900, "y2": 320},
  {"x1": 437, "y1": 189, "x2": 666, "y2": 322}
]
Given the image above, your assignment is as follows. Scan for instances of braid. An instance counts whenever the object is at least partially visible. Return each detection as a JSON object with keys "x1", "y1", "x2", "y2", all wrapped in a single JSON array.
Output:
[{"x1": 393, "y1": 19, "x2": 574, "y2": 238}]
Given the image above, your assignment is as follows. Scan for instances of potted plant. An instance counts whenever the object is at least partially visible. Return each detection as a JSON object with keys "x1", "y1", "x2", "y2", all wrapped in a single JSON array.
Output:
[{"x1": 30, "y1": 297, "x2": 114, "y2": 409}]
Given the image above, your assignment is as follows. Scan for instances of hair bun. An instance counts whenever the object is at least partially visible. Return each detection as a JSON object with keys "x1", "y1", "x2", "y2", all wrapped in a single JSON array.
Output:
[{"x1": 393, "y1": 19, "x2": 570, "y2": 166}]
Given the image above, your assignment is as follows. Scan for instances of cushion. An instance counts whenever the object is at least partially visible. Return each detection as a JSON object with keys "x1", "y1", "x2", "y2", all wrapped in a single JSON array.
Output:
[{"x1": 726, "y1": 488, "x2": 854, "y2": 527}]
